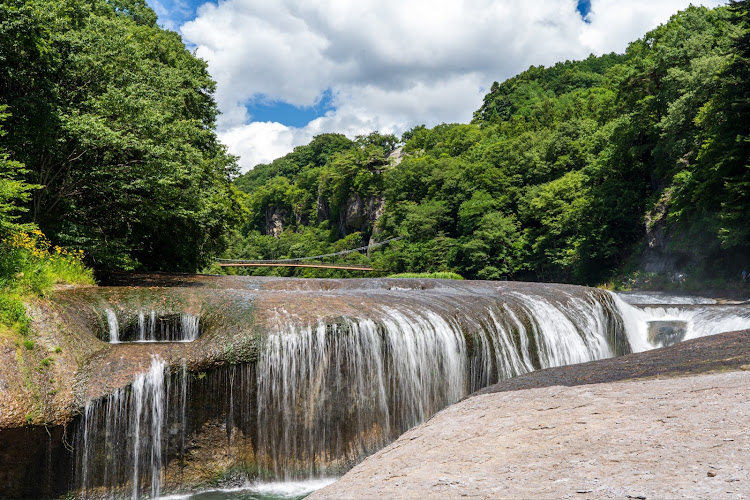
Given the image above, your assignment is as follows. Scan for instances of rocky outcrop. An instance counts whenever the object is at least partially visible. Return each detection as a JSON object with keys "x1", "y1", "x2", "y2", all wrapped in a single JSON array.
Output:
[
  {"x1": 264, "y1": 205, "x2": 287, "y2": 237},
  {"x1": 344, "y1": 192, "x2": 367, "y2": 230},
  {"x1": 316, "y1": 197, "x2": 330, "y2": 223},
  {"x1": 640, "y1": 188, "x2": 699, "y2": 274},
  {"x1": 387, "y1": 146, "x2": 404, "y2": 166},
  {"x1": 339, "y1": 193, "x2": 385, "y2": 236},
  {"x1": 0, "y1": 276, "x2": 632, "y2": 498},
  {"x1": 2, "y1": 274, "x2": 747, "y2": 498}
]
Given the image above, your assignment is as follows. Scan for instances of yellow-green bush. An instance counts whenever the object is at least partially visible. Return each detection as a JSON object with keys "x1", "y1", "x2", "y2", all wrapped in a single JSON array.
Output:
[
  {"x1": 0, "y1": 228, "x2": 95, "y2": 335},
  {"x1": 386, "y1": 272, "x2": 464, "y2": 280}
]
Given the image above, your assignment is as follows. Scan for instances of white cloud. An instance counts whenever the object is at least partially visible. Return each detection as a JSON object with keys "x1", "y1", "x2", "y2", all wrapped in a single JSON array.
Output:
[{"x1": 181, "y1": 0, "x2": 724, "y2": 171}]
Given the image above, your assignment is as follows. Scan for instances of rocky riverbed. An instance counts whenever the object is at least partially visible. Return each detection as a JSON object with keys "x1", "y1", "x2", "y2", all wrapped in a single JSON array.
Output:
[{"x1": 310, "y1": 330, "x2": 750, "y2": 499}]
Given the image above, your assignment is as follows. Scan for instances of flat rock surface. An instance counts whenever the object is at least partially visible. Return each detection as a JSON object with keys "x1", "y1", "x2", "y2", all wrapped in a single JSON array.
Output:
[{"x1": 311, "y1": 370, "x2": 750, "y2": 499}]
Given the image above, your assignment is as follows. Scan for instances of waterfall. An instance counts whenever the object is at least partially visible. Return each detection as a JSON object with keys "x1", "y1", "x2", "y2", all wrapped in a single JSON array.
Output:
[
  {"x1": 254, "y1": 309, "x2": 471, "y2": 478},
  {"x1": 611, "y1": 292, "x2": 750, "y2": 351},
  {"x1": 102, "y1": 311, "x2": 201, "y2": 343},
  {"x1": 180, "y1": 313, "x2": 200, "y2": 341},
  {"x1": 74, "y1": 287, "x2": 638, "y2": 495},
  {"x1": 249, "y1": 294, "x2": 628, "y2": 479},
  {"x1": 76, "y1": 357, "x2": 186, "y2": 499},
  {"x1": 106, "y1": 309, "x2": 119, "y2": 343}
]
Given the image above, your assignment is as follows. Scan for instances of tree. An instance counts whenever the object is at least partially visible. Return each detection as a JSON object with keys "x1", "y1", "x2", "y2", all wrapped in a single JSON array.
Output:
[
  {"x1": 679, "y1": 0, "x2": 750, "y2": 251},
  {"x1": 0, "y1": 0, "x2": 245, "y2": 270},
  {"x1": 0, "y1": 107, "x2": 38, "y2": 236}
]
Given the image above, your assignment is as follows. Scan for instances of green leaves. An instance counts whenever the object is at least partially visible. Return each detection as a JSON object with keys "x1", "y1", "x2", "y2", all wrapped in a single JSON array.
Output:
[
  {"x1": 229, "y1": 2, "x2": 748, "y2": 283},
  {"x1": 0, "y1": 0, "x2": 243, "y2": 271}
]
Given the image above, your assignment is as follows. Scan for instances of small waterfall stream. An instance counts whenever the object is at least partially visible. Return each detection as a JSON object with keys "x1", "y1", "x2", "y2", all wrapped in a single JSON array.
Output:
[
  {"x1": 104, "y1": 311, "x2": 201, "y2": 343},
  {"x1": 77, "y1": 357, "x2": 187, "y2": 499},
  {"x1": 71, "y1": 283, "x2": 750, "y2": 498}
]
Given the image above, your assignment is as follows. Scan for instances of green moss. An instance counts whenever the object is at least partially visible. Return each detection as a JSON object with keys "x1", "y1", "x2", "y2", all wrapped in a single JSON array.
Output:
[
  {"x1": 23, "y1": 340, "x2": 34, "y2": 350},
  {"x1": 0, "y1": 294, "x2": 31, "y2": 336}
]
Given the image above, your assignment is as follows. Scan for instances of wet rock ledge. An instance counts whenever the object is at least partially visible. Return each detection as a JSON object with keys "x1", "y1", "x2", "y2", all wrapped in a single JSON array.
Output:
[{"x1": 0, "y1": 274, "x2": 623, "y2": 498}]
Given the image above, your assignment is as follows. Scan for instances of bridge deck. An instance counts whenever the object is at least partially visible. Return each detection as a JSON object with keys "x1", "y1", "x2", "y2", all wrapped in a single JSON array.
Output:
[{"x1": 217, "y1": 262, "x2": 375, "y2": 271}]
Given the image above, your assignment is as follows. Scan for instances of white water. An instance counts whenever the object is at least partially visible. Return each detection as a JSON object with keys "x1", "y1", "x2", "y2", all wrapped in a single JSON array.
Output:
[
  {"x1": 78, "y1": 288, "x2": 750, "y2": 497},
  {"x1": 79, "y1": 357, "x2": 169, "y2": 499},
  {"x1": 616, "y1": 291, "x2": 719, "y2": 305},
  {"x1": 612, "y1": 293, "x2": 750, "y2": 351},
  {"x1": 160, "y1": 478, "x2": 338, "y2": 499},
  {"x1": 107, "y1": 308, "x2": 120, "y2": 343},
  {"x1": 104, "y1": 311, "x2": 201, "y2": 343},
  {"x1": 252, "y1": 291, "x2": 628, "y2": 478}
]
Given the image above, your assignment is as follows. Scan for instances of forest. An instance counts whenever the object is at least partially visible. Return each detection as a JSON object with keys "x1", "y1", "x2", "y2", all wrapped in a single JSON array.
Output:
[
  {"x1": 230, "y1": 2, "x2": 750, "y2": 286},
  {"x1": 0, "y1": 0, "x2": 748, "y2": 314},
  {"x1": 0, "y1": 0, "x2": 244, "y2": 272}
]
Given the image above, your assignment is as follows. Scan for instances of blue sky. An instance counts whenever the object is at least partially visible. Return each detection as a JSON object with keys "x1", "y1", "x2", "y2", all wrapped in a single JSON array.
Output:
[
  {"x1": 148, "y1": 0, "x2": 723, "y2": 171},
  {"x1": 576, "y1": 0, "x2": 592, "y2": 19}
]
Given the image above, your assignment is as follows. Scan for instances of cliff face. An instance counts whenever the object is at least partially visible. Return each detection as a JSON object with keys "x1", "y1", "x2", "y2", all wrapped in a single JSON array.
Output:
[
  {"x1": 635, "y1": 188, "x2": 745, "y2": 280},
  {"x1": 339, "y1": 192, "x2": 385, "y2": 237},
  {"x1": 264, "y1": 206, "x2": 288, "y2": 237},
  {"x1": 263, "y1": 192, "x2": 385, "y2": 240}
]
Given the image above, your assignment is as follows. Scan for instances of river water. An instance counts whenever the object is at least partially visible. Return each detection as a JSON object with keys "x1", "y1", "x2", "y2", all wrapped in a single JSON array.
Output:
[{"x1": 163, "y1": 479, "x2": 337, "y2": 500}]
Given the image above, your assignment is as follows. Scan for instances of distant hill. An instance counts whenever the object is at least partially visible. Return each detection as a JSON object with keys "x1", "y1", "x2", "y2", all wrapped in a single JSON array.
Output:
[{"x1": 231, "y1": 3, "x2": 750, "y2": 287}]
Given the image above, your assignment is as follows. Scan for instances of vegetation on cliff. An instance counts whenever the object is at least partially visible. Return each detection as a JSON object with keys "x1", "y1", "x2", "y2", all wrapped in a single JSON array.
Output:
[
  {"x1": 1, "y1": 109, "x2": 94, "y2": 337},
  {"x1": 230, "y1": 2, "x2": 750, "y2": 286}
]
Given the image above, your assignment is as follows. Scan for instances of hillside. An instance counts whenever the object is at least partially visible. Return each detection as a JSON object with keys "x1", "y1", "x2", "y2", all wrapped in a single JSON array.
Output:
[{"x1": 230, "y1": 3, "x2": 750, "y2": 287}]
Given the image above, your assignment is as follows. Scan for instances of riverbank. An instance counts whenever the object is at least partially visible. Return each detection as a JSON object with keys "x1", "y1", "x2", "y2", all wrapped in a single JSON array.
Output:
[{"x1": 311, "y1": 330, "x2": 750, "y2": 499}]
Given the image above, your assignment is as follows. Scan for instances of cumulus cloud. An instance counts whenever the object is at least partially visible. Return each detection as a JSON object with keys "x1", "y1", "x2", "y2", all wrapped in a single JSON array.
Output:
[{"x1": 179, "y1": 0, "x2": 724, "y2": 170}]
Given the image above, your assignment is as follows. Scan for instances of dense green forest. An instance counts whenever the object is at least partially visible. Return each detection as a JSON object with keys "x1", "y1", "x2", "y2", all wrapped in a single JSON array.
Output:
[
  {"x1": 229, "y1": 2, "x2": 750, "y2": 286},
  {"x1": 0, "y1": 0, "x2": 748, "y2": 290},
  {"x1": 0, "y1": 0, "x2": 245, "y2": 272},
  {"x1": 0, "y1": 0, "x2": 245, "y2": 335}
]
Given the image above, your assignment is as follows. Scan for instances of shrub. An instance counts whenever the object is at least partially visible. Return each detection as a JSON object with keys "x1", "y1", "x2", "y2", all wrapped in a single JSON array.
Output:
[
  {"x1": 387, "y1": 272, "x2": 464, "y2": 280},
  {"x1": 0, "y1": 227, "x2": 95, "y2": 336}
]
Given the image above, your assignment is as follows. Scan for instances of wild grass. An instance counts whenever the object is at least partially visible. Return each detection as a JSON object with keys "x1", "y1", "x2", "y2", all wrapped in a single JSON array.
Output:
[
  {"x1": 386, "y1": 271, "x2": 464, "y2": 280},
  {"x1": 0, "y1": 228, "x2": 95, "y2": 337}
]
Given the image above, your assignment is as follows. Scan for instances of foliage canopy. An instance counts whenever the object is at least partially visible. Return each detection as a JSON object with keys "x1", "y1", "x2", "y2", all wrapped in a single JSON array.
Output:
[
  {"x1": 0, "y1": 0, "x2": 245, "y2": 271},
  {"x1": 230, "y1": 3, "x2": 750, "y2": 284}
]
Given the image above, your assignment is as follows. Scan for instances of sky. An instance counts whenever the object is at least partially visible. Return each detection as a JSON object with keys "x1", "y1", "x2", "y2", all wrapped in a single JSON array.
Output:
[{"x1": 148, "y1": 0, "x2": 725, "y2": 172}]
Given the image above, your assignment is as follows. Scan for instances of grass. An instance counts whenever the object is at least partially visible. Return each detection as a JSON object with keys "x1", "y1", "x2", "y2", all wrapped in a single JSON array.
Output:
[
  {"x1": 387, "y1": 271, "x2": 464, "y2": 280},
  {"x1": 0, "y1": 228, "x2": 95, "y2": 338}
]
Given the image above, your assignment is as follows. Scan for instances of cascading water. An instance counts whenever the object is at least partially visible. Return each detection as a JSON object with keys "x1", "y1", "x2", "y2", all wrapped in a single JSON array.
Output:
[
  {"x1": 76, "y1": 357, "x2": 189, "y2": 499},
  {"x1": 76, "y1": 286, "x2": 635, "y2": 497},
  {"x1": 106, "y1": 309, "x2": 119, "y2": 343},
  {"x1": 102, "y1": 311, "x2": 201, "y2": 343},
  {"x1": 612, "y1": 292, "x2": 750, "y2": 351},
  {"x1": 70, "y1": 278, "x2": 750, "y2": 499}
]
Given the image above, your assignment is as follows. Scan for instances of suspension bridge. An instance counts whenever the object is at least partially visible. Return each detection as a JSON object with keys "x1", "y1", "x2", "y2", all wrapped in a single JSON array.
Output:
[{"x1": 216, "y1": 237, "x2": 402, "y2": 271}]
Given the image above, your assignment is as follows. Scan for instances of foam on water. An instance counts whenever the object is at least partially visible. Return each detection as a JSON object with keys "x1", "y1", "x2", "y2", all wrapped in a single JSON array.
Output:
[
  {"x1": 159, "y1": 478, "x2": 337, "y2": 499},
  {"x1": 612, "y1": 292, "x2": 750, "y2": 351}
]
